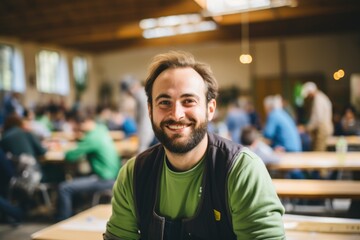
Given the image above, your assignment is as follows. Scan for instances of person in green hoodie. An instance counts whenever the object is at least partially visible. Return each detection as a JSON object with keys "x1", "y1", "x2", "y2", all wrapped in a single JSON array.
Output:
[{"x1": 56, "y1": 110, "x2": 121, "y2": 220}]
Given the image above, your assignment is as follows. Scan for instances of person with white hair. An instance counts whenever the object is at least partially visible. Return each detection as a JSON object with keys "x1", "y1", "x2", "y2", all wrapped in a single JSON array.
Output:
[
  {"x1": 263, "y1": 94, "x2": 302, "y2": 152},
  {"x1": 301, "y1": 81, "x2": 333, "y2": 151},
  {"x1": 120, "y1": 75, "x2": 156, "y2": 153}
]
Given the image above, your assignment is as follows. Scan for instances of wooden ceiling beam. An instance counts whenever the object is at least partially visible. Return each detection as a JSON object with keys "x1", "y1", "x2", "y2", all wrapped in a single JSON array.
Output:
[
  {"x1": 0, "y1": 0, "x2": 198, "y2": 29},
  {"x1": 51, "y1": 22, "x2": 142, "y2": 44},
  {"x1": 1, "y1": 0, "x2": 139, "y2": 15},
  {"x1": 0, "y1": 1, "x2": 200, "y2": 35},
  {"x1": 0, "y1": 8, "x2": 159, "y2": 31}
]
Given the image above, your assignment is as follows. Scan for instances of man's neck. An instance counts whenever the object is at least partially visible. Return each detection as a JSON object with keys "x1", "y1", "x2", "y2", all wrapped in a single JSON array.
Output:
[{"x1": 164, "y1": 135, "x2": 208, "y2": 172}]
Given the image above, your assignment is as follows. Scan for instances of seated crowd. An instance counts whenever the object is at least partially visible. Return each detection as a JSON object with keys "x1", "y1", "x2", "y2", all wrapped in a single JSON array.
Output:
[{"x1": 0, "y1": 98, "x2": 137, "y2": 224}]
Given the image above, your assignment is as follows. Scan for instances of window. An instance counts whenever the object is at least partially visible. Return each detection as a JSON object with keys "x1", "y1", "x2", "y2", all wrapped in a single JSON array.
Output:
[
  {"x1": 0, "y1": 44, "x2": 25, "y2": 92},
  {"x1": 36, "y1": 50, "x2": 69, "y2": 95},
  {"x1": 73, "y1": 56, "x2": 88, "y2": 88}
]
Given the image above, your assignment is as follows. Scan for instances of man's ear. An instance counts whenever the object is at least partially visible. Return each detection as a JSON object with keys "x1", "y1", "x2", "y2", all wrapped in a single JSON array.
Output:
[{"x1": 207, "y1": 99, "x2": 216, "y2": 121}]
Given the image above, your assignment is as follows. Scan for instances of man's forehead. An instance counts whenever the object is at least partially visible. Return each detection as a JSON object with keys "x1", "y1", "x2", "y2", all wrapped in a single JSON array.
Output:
[
  {"x1": 153, "y1": 67, "x2": 205, "y2": 88},
  {"x1": 152, "y1": 74, "x2": 206, "y2": 101}
]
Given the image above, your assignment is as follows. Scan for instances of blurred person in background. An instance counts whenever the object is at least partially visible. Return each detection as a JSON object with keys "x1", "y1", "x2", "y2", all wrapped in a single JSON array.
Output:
[
  {"x1": 0, "y1": 114, "x2": 46, "y2": 159},
  {"x1": 2, "y1": 92, "x2": 24, "y2": 119},
  {"x1": 56, "y1": 110, "x2": 121, "y2": 220},
  {"x1": 225, "y1": 99, "x2": 250, "y2": 143},
  {"x1": 22, "y1": 108, "x2": 51, "y2": 140},
  {"x1": 0, "y1": 114, "x2": 47, "y2": 215},
  {"x1": 120, "y1": 75, "x2": 156, "y2": 152},
  {"x1": 263, "y1": 95, "x2": 303, "y2": 179},
  {"x1": 263, "y1": 95, "x2": 302, "y2": 152},
  {"x1": 240, "y1": 125, "x2": 280, "y2": 165},
  {"x1": 96, "y1": 106, "x2": 137, "y2": 137},
  {"x1": 245, "y1": 99, "x2": 262, "y2": 130},
  {"x1": 301, "y1": 82, "x2": 333, "y2": 151},
  {"x1": 341, "y1": 105, "x2": 360, "y2": 136}
]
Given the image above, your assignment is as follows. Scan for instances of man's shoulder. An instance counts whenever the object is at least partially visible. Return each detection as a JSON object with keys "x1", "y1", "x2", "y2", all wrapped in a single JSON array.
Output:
[
  {"x1": 231, "y1": 147, "x2": 266, "y2": 172},
  {"x1": 208, "y1": 132, "x2": 243, "y2": 153},
  {"x1": 134, "y1": 144, "x2": 164, "y2": 169}
]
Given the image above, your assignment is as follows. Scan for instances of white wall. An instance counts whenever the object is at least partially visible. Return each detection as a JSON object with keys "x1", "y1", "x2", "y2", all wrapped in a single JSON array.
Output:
[{"x1": 95, "y1": 33, "x2": 360, "y2": 108}]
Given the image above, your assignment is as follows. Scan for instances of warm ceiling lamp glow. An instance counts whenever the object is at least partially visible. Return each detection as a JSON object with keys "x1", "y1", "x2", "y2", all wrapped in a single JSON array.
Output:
[
  {"x1": 333, "y1": 69, "x2": 345, "y2": 81},
  {"x1": 239, "y1": 54, "x2": 252, "y2": 64},
  {"x1": 338, "y1": 69, "x2": 345, "y2": 78}
]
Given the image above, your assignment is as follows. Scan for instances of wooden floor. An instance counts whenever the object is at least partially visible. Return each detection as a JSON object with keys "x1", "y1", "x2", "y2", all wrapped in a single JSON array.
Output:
[{"x1": 0, "y1": 222, "x2": 49, "y2": 240}]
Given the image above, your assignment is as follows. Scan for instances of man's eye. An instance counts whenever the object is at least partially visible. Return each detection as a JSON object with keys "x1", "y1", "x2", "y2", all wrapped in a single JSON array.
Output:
[
  {"x1": 183, "y1": 99, "x2": 196, "y2": 105},
  {"x1": 159, "y1": 100, "x2": 171, "y2": 106}
]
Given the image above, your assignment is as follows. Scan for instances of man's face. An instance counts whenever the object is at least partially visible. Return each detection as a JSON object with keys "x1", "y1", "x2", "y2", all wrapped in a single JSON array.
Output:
[{"x1": 149, "y1": 67, "x2": 216, "y2": 154}]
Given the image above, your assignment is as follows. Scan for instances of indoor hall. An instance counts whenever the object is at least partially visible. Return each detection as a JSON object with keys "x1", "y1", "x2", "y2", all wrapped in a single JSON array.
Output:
[{"x1": 1, "y1": 0, "x2": 360, "y2": 239}]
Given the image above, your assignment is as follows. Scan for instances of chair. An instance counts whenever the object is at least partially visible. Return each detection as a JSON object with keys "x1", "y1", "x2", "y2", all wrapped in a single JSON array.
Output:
[
  {"x1": 8, "y1": 179, "x2": 53, "y2": 208},
  {"x1": 36, "y1": 183, "x2": 53, "y2": 208}
]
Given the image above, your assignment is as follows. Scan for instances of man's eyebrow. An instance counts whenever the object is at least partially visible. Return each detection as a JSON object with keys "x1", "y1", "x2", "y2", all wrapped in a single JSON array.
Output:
[
  {"x1": 155, "y1": 93, "x2": 201, "y2": 102},
  {"x1": 155, "y1": 93, "x2": 171, "y2": 102},
  {"x1": 180, "y1": 93, "x2": 200, "y2": 100}
]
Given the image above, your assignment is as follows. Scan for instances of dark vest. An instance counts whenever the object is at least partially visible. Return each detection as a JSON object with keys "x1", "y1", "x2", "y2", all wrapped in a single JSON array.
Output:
[{"x1": 134, "y1": 133, "x2": 243, "y2": 240}]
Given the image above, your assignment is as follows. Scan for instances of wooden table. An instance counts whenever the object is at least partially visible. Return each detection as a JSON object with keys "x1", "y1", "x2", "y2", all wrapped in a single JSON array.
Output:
[
  {"x1": 31, "y1": 205, "x2": 111, "y2": 240},
  {"x1": 273, "y1": 179, "x2": 360, "y2": 199},
  {"x1": 327, "y1": 136, "x2": 360, "y2": 148},
  {"x1": 31, "y1": 205, "x2": 360, "y2": 240},
  {"x1": 44, "y1": 137, "x2": 138, "y2": 162},
  {"x1": 267, "y1": 152, "x2": 360, "y2": 171},
  {"x1": 49, "y1": 130, "x2": 125, "y2": 142},
  {"x1": 43, "y1": 141, "x2": 77, "y2": 162},
  {"x1": 284, "y1": 214, "x2": 360, "y2": 239}
]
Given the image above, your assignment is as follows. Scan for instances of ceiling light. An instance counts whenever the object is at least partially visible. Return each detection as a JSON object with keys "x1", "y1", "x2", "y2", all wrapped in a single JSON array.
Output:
[
  {"x1": 239, "y1": 9, "x2": 252, "y2": 64},
  {"x1": 140, "y1": 14, "x2": 217, "y2": 39},
  {"x1": 194, "y1": 0, "x2": 297, "y2": 16},
  {"x1": 333, "y1": 69, "x2": 345, "y2": 81}
]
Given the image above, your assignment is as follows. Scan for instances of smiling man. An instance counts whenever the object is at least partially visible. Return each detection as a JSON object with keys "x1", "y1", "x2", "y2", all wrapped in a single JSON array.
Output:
[{"x1": 104, "y1": 51, "x2": 285, "y2": 240}]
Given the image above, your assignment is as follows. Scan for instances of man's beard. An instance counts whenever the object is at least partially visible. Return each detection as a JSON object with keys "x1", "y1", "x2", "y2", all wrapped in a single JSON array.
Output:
[{"x1": 151, "y1": 115, "x2": 208, "y2": 154}]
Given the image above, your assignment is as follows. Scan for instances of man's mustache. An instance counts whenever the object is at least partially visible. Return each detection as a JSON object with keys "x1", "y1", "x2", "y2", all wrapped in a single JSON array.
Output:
[{"x1": 160, "y1": 119, "x2": 195, "y2": 126}]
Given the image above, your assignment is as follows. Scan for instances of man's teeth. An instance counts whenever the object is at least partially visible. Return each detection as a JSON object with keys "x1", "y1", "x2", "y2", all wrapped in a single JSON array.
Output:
[{"x1": 168, "y1": 125, "x2": 186, "y2": 130}]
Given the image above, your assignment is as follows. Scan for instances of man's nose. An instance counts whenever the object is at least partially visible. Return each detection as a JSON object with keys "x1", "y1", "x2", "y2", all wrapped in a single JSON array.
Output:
[{"x1": 171, "y1": 102, "x2": 185, "y2": 120}]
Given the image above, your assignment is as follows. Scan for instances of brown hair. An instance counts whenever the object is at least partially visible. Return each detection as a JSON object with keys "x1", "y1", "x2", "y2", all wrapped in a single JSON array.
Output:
[
  {"x1": 3, "y1": 114, "x2": 23, "y2": 132},
  {"x1": 240, "y1": 126, "x2": 259, "y2": 146},
  {"x1": 144, "y1": 51, "x2": 218, "y2": 106}
]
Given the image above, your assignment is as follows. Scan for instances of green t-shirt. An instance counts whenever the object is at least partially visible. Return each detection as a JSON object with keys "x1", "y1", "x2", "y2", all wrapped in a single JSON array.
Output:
[
  {"x1": 106, "y1": 147, "x2": 285, "y2": 239},
  {"x1": 65, "y1": 123, "x2": 121, "y2": 180}
]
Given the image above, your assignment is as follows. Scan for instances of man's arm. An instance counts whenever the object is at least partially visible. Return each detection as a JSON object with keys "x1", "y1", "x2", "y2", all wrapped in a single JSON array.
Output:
[
  {"x1": 228, "y1": 149, "x2": 285, "y2": 239},
  {"x1": 105, "y1": 158, "x2": 140, "y2": 240},
  {"x1": 64, "y1": 133, "x2": 97, "y2": 162}
]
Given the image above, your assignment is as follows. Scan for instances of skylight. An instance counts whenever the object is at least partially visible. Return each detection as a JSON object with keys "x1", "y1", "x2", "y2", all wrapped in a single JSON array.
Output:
[
  {"x1": 194, "y1": 0, "x2": 297, "y2": 16},
  {"x1": 139, "y1": 14, "x2": 217, "y2": 39}
]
